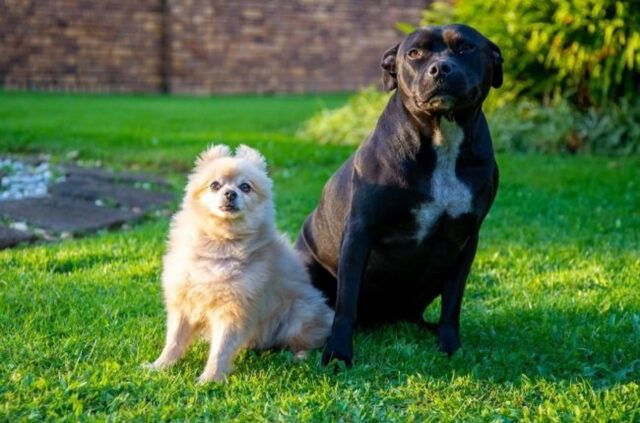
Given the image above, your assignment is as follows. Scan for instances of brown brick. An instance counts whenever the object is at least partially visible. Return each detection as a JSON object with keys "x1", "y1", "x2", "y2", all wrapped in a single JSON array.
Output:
[{"x1": 0, "y1": 0, "x2": 430, "y2": 93}]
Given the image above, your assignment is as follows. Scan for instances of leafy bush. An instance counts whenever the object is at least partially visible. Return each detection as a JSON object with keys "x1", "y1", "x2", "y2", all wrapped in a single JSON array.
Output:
[
  {"x1": 492, "y1": 98, "x2": 640, "y2": 155},
  {"x1": 298, "y1": 87, "x2": 390, "y2": 145},
  {"x1": 417, "y1": 0, "x2": 640, "y2": 108},
  {"x1": 489, "y1": 100, "x2": 576, "y2": 153},
  {"x1": 577, "y1": 98, "x2": 640, "y2": 155}
]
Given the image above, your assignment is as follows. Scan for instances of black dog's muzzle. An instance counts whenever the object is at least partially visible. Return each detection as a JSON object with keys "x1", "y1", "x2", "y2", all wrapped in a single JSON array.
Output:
[{"x1": 427, "y1": 59, "x2": 455, "y2": 81}]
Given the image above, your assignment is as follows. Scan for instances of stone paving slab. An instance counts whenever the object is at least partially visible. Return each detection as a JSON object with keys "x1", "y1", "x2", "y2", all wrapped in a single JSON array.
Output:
[
  {"x1": 1, "y1": 157, "x2": 176, "y2": 248},
  {"x1": 0, "y1": 196, "x2": 137, "y2": 233},
  {"x1": 50, "y1": 177, "x2": 174, "y2": 211},
  {"x1": 0, "y1": 226, "x2": 37, "y2": 249}
]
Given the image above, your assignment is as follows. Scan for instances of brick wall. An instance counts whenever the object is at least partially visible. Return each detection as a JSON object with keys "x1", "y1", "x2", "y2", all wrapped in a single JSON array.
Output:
[
  {"x1": 0, "y1": 0, "x2": 427, "y2": 94},
  {"x1": 0, "y1": 0, "x2": 165, "y2": 92}
]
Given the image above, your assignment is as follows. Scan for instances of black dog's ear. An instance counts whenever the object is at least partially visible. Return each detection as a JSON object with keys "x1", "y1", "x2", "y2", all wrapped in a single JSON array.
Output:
[
  {"x1": 488, "y1": 40, "x2": 503, "y2": 88},
  {"x1": 381, "y1": 44, "x2": 399, "y2": 92}
]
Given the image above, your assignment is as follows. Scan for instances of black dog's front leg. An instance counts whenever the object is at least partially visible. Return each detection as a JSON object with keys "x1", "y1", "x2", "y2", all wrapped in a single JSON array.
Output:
[
  {"x1": 437, "y1": 234, "x2": 478, "y2": 355},
  {"x1": 321, "y1": 222, "x2": 371, "y2": 367}
]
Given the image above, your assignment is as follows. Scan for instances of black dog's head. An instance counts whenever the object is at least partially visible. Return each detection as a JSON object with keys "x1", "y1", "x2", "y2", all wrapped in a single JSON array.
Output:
[{"x1": 381, "y1": 24, "x2": 503, "y2": 115}]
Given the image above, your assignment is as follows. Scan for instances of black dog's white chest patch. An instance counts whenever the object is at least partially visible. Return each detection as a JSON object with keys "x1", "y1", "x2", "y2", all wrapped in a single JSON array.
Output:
[{"x1": 413, "y1": 120, "x2": 472, "y2": 243}]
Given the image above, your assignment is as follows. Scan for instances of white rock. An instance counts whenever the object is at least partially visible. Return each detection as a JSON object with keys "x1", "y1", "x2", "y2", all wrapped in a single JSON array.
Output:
[{"x1": 10, "y1": 222, "x2": 28, "y2": 231}]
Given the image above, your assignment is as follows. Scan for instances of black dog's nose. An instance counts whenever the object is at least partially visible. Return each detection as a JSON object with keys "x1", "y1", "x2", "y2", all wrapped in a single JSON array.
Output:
[
  {"x1": 427, "y1": 61, "x2": 453, "y2": 79},
  {"x1": 224, "y1": 190, "x2": 237, "y2": 201}
]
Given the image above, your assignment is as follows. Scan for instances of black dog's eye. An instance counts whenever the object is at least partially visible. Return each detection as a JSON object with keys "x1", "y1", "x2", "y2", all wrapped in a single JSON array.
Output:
[
  {"x1": 458, "y1": 43, "x2": 476, "y2": 54},
  {"x1": 239, "y1": 183, "x2": 252, "y2": 193},
  {"x1": 210, "y1": 181, "x2": 222, "y2": 191},
  {"x1": 407, "y1": 48, "x2": 423, "y2": 60}
]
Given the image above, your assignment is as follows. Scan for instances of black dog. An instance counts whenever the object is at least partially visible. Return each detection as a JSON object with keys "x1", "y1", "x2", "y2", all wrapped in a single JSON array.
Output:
[{"x1": 295, "y1": 24, "x2": 503, "y2": 366}]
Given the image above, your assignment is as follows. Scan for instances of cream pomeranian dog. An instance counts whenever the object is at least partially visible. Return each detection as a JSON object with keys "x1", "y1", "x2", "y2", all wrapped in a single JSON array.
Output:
[{"x1": 147, "y1": 144, "x2": 333, "y2": 383}]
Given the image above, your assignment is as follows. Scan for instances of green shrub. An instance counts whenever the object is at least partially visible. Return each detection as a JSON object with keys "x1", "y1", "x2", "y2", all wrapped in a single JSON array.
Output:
[
  {"x1": 298, "y1": 87, "x2": 390, "y2": 145},
  {"x1": 578, "y1": 98, "x2": 640, "y2": 155},
  {"x1": 416, "y1": 0, "x2": 640, "y2": 108},
  {"x1": 489, "y1": 100, "x2": 576, "y2": 153},
  {"x1": 491, "y1": 98, "x2": 640, "y2": 155}
]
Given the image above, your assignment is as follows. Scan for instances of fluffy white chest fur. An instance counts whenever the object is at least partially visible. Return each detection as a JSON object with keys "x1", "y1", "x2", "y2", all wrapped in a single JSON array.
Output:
[{"x1": 413, "y1": 119, "x2": 472, "y2": 243}]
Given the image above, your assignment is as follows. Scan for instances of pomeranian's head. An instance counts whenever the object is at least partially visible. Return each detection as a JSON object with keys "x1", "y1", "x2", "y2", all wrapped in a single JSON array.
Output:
[{"x1": 184, "y1": 144, "x2": 274, "y2": 231}]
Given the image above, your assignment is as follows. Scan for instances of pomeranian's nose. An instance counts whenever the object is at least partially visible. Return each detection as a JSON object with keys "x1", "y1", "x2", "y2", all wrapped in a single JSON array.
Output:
[{"x1": 224, "y1": 190, "x2": 237, "y2": 201}]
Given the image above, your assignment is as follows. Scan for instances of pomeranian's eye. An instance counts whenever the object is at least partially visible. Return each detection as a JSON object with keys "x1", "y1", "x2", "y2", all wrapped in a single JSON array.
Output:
[
  {"x1": 239, "y1": 182, "x2": 252, "y2": 193},
  {"x1": 210, "y1": 181, "x2": 222, "y2": 191}
]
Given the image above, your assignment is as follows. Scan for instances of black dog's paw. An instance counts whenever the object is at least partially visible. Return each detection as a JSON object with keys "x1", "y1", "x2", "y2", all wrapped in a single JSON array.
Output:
[
  {"x1": 437, "y1": 324, "x2": 461, "y2": 356},
  {"x1": 321, "y1": 337, "x2": 353, "y2": 368}
]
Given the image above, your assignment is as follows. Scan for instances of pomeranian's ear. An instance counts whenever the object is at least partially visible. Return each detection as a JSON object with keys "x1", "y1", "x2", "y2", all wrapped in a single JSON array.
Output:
[
  {"x1": 195, "y1": 144, "x2": 231, "y2": 167},
  {"x1": 235, "y1": 145, "x2": 267, "y2": 172}
]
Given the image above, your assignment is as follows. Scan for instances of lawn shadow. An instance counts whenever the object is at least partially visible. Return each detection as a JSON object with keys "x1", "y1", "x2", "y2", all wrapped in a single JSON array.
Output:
[
  {"x1": 46, "y1": 251, "x2": 119, "y2": 274},
  {"x1": 347, "y1": 301, "x2": 638, "y2": 391}
]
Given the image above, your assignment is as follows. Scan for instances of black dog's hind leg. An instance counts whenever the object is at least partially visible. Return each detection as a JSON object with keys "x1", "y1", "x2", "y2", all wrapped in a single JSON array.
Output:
[
  {"x1": 403, "y1": 285, "x2": 441, "y2": 333},
  {"x1": 295, "y1": 233, "x2": 338, "y2": 307},
  {"x1": 437, "y1": 234, "x2": 479, "y2": 355}
]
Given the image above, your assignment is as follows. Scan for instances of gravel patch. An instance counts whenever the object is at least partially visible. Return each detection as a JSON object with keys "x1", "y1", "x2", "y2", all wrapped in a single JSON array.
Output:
[{"x1": 0, "y1": 158, "x2": 62, "y2": 201}]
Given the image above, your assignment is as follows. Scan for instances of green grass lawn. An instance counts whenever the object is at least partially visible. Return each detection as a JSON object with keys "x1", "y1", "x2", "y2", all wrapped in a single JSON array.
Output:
[{"x1": 1, "y1": 91, "x2": 639, "y2": 421}]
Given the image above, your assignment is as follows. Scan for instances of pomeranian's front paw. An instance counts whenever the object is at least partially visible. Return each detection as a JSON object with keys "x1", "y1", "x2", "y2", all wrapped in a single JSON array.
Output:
[
  {"x1": 143, "y1": 358, "x2": 173, "y2": 372},
  {"x1": 196, "y1": 371, "x2": 227, "y2": 384},
  {"x1": 293, "y1": 350, "x2": 310, "y2": 361},
  {"x1": 142, "y1": 361, "x2": 160, "y2": 371}
]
